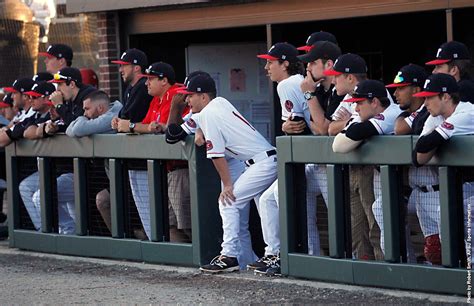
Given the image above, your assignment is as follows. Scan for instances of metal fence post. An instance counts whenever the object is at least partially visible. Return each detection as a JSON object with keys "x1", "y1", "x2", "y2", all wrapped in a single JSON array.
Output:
[
  {"x1": 39, "y1": 157, "x2": 53, "y2": 233},
  {"x1": 73, "y1": 158, "x2": 88, "y2": 235},
  {"x1": 148, "y1": 159, "x2": 166, "y2": 242},
  {"x1": 327, "y1": 164, "x2": 347, "y2": 258},
  {"x1": 109, "y1": 158, "x2": 125, "y2": 238},
  {"x1": 380, "y1": 165, "x2": 401, "y2": 263},
  {"x1": 439, "y1": 166, "x2": 462, "y2": 267}
]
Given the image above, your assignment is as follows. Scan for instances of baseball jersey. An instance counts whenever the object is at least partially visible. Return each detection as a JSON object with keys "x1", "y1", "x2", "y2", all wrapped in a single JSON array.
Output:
[
  {"x1": 433, "y1": 101, "x2": 474, "y2": 139},
  {"x1": 332, "y1": 89, "x2": 395, "y2": 121},
  {"x1": 368, "y1": 103, "x2": 403, "y2": 135},
  {"x1": 277, "y1": 74, "x2": 311, "y2": 125},
  {"x1": 184, "y1": 97, "x2": 274, "y2": 161}
]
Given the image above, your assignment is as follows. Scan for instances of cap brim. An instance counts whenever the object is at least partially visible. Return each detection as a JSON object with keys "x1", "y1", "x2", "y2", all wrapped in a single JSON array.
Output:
[
  {"x1": 176, "y1": 89, "x2": 195, "y2": 95},
  {"x1": 425, "y1": 59, "x2": 451, "y2": 65},
  {"x1": 138, "y1": 73, "x2": 160, "y2": 78},
  {"x1": 257, "y1": 54, "x2": 279, "y2": 61},
  {"x1": 111, "y1": 60, "x2": 132, "y2": 65},
  {"x1": 385, "y1": 82, "x2": 411, "y2": 88},
  {"x1": 297, "y1": 45, "x2": 312, "y2": 52},
  {"x1": 48, "y1": 79, "x2": 66, "y2": 83},
  {"x1": 24, "y1": 91, "x2": 42, "y2": 97},
  {"x1": 323, "y1": 69, "x2": 342, "y2": 76},
  {"x1": 344, "y1": 97, "x2": 367, "y2": 102},
  {"x1": 412, "y1": 91, "x2": 439, "y2": 97},
  {"x1": 3, "y1": 87, "x2": 17, "y2": 93},
  {"x1": 38, "y1": 52, "x2": 54, "y2": 58},
  {"x1": 297, "y1": 54, "x2": 316, "y2": 63},
  {"x1": 0, "y1": 102, "x2": 12, "y2": 108}
]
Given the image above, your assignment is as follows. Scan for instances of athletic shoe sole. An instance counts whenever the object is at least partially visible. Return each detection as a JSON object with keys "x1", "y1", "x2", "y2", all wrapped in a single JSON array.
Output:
[
  {"x1": 199, "y1": 266, "x2": 240, "y2": 274},
  {"x1": 254, "y1": 268, "x2": 281, "y2": 277}
]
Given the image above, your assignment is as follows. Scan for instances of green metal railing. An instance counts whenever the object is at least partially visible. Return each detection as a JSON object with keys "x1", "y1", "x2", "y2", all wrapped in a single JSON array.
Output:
[
  {"x1": 6, "y1": 134, "x2": 222, "y2": 266},
  {"x1": 278, "y1": 135, "x2": 473, "y2": 295}
]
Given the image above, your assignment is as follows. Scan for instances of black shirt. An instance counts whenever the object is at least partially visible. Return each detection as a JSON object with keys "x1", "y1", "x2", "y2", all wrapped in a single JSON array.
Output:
[
  {"x1": 118, "y1": 77, "x2": 153, "y2": 123},
  {"x1": 56, "y1": 84, "x2": 96, "y2": 132},
  {"x1": 459, "y1": 78, "x2": 474, "y2": 103},
  {"x1": 314, "y1": 84, "x2": 344, "y2": 120}
]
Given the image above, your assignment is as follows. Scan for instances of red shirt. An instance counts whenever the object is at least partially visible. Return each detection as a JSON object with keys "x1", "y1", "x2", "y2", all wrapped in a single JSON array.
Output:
[{"x1": 141, "y1": 84, "x2": 182, "y2": 125}]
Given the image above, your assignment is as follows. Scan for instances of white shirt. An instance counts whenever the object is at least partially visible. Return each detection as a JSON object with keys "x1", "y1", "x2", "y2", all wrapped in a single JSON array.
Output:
[
  {"x1": 184, "y1": 97, "x2": 274, "y2": 161},
  {"x1": 434, "y1": 102, "x2": 474, "y2": 139},
  {"x1": 277, "y1": 74, "x2": 311, "y2": 125},
  {"x1": 368, "y1": 103, "x2": 402, "y2": 135}
]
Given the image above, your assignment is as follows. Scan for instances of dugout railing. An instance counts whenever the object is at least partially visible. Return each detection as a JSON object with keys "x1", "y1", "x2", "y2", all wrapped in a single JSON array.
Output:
[
  {"x1": 278, "y1": 135, "x2": 473, "y2": 295},
  {"x1": 6, "y1": 134, "x2": 222, "y2": 267}
]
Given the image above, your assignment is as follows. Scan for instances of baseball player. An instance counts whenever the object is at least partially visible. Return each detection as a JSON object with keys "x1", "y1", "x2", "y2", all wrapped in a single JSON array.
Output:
[
  {"x1": 413, "y1": 73, "x2": 474, "y2": 263},
  {"x1": 296, "y1": 31, "x2": 338, "y2": 52},
  {"x1": 39, "y1": 44, "x2": 73, "y2": 74},
  {"x1": 298, "y1": 40, "x2": 343, "y2": 256},
  {"x1": 387, "y1": 64, "x2": 442, "y2": 264},
  {"x1": 166, "y1": 74, "x2": 277, "y2": 273},
  {"x1": 425, "y1": 40, "x2": 474, "y2": 104}
]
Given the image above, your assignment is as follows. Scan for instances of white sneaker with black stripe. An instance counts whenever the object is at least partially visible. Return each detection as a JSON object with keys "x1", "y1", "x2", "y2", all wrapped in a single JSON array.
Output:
[{"x1": 199, "y1": 255, "x2": 239, "y2": 273}]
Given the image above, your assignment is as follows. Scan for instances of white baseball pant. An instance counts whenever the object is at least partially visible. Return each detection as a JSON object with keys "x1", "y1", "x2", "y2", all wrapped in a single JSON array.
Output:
[
  {"x1": 220, "y1": 156, "x2": 277, "y2": 266},
  {"x1": 128, "y1": 170, "x2": 151, "y2": 239}
]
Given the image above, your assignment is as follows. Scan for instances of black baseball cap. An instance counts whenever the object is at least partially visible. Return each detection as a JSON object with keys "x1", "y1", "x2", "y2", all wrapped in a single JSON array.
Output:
[
  {"x1": 184, "y1": 70, "x2": 211, "y2": 87},
  {"x1": 413, "y1": 73, "x2": 459, "y2": 98},
  {"x1": 25, "y1": 81, "x2": 56, "y2": 97},
  {"x1": 426, "y1": 41, "x2": 471, "y2": 65},
  {"x1": 298, "y1": 41, "x2": 341, "y2": 63},
  {"x1": 139, "y1": 62, "x2": 176, "y2": 83},
  {"x1": 177, "y1": 74, "x2": 216, "y2": 95},
  {"x1": 324, "y1": 53, "x2": 367, "y2": 76},
  {"x1": 344, "y1": 80, "x2": 387, "y2": 102},
  {"x1": 33, "y1": 72, "x2": 54, "y2": 82},
  {"x1": 39, "y1": 44, "x2": 73, "y2": 62},
  {"x1": 49, "y1": 67, "x2": 83, "y2": 84},
  {"x1": 3, "y1": 77, "x2": 35, "y2": 93},
  {"x1": 257, "y1": 43, "x2": 299, "y2": 63},
  {"x1": 386, "y1": 64, "x2": 428, "y2": 88},
  {"x1": 297, "y1": 31, "x2": 338, "y2": 52},
  {"x1": 0, "y1": 93, "x2": 13, "y2": 108},
  {"x1": 111, "y1": 48, "x2": 148, "y2": 68}
]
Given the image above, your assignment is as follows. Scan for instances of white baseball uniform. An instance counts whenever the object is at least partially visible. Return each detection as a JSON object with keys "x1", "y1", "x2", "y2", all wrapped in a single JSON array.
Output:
[{"x1": 184, "y1": 97, "x2": 277, "y2": 266}]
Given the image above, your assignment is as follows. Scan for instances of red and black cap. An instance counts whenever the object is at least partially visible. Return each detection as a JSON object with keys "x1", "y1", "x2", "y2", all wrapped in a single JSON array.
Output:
[
  {"x1": 297, "y1": 31, "x2": 338, "y2": 52},
  {"x1": 24, "y1": 81, "x2": 56, "y2": 98},
  {"x1": 413, "y1": 73, "x2": 459, "y2": 98},
  {"x1": 3, "y1": 77, "x2": 35, "y2": 93},
  {"x1": 344, "y1": 79, "x2": 387, "y2": 102},
  {"x1": 177, "y1": 74, "x2": 216, "y2": 95},
  {"x1": 386, "y1": 64, "x2": 428, "y2": 88},
  {"x1": 0, "y1": 93, "x2": 13, "y2": 108},
  {"x1": 39, "y1": 44, "x2": 73, "y2": 62},
  {"x1": 257, "y1": 43, "x2": 299, "y2": 63},
  {"x1": 111, "y1": 48, "x2": 148, "y2": 68},
  {"x1": 426, "y1": 41, "x2": 471, "y2": 65},
  {"x1": 324, "y1": 53, "x2": 367, "y2": 76},
  {"x1": 49, "y1": 67, "x2": 82, "y2": 84},
  {"x1": 297, "y1": 41, "x2": 341, "y2": 63},
  {"x1": 32, "y1": 72, "x2": 54, "y2": 82},
  {"x1": 139, "y1": 62, "x2": 176, "y2": 83}
]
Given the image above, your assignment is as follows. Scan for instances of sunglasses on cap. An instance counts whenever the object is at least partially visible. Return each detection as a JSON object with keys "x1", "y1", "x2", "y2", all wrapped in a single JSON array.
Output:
[{"x1": 144, "y1": 68, "x2": 165, "y2": 78}]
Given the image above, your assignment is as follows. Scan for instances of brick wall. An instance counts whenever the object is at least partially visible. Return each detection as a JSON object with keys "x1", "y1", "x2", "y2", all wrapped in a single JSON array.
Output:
[{"x1": 97, "y1": 12, "x2": 120, "y2": 101}]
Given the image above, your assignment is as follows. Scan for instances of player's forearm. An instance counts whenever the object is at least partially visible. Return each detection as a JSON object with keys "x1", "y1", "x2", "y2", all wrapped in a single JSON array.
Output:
[
  {"x1": 308, "y1": 97, "x2": 330, "y2": 135},
  {"x1": 394, "y1": 117, "x2": 411, "y2": 135},
  {"x1": 328, "y1": 119, "x2": 349, "y2": 136},
  {"x1": 133, "y1": 123, "x2": 152, "y2": 134},
  {"x1": 24, "y1": 126, "x2": 42, "y2": 140},
  {"x1": 212, "y1": 157, "x2": 232, "y2": 187}
]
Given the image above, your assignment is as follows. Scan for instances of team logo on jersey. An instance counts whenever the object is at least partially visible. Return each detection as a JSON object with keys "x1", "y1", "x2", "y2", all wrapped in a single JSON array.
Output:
[
  {"x1": 206, "y1": 140, "x2": 213, "y2": 151},
  {"x1": 374, "y1": 114, "x2": 385, "y2": 121},
  {"x1": 186, "y1": 118, "x2": 197, "y2": 128},
  {"x1": 285, "y1": 100, "x2": 294, "y2": 112},
  {"x1": 410, "y1": 112, "x2": 418, "y2": 118},
  {"x1": 441, "y1": 121, "x2": 454, "y2": 130}
]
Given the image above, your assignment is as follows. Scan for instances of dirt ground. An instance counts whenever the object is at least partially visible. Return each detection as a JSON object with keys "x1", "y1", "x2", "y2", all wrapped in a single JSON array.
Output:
[{"x1": 0, "y1": 242, "x2": 466, "y2": 304}]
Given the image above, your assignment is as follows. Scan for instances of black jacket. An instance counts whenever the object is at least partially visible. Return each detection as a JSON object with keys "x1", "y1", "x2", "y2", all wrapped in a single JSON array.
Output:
[
  {"x1": 118, "y1": 77, "x2": 153, "y2": 123},
  {"x1": 56, "y1": 85, "x2": 96, "y2": 132}
]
